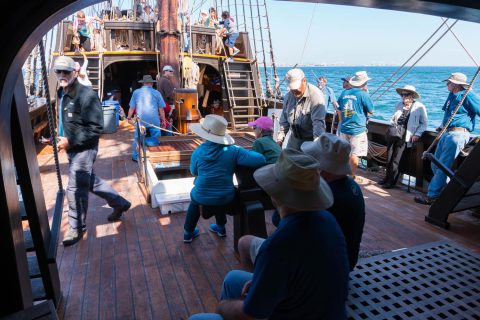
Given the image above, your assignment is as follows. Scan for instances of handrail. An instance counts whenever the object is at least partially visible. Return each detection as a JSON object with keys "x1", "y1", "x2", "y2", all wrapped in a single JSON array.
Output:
[{"x1": 47, "y1": 190, "x2": 65, "y2": 261}]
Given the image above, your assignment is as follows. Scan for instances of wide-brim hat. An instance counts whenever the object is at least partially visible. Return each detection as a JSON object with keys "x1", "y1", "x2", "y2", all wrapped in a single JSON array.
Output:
[
  {"x1": 254, "y1": 149, "x2": 333, "y2": 211},
  {"x1": 138, "y1": 74, "x2": 157, "y2": 83},
  {"x1": 349, "y1": 71, "x2": 371, "y2": 87},
  {"x1": 301, "y1": 133, "x2": 352, "y2": 176},
  {"x1": 395, "y1": 85, "x2": 420, "y2": 99},
  {"x1": 443, "y1": 72, "x2": 469, "y2": 89},
  {"x1": 190, "y1": 114, "x2": 235, "y2": 145}
]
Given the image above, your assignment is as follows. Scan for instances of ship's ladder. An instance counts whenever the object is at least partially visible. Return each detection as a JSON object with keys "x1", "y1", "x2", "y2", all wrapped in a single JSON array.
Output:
[{"x1": 222, "y1": 57, "x2": 263, "y2": 130}]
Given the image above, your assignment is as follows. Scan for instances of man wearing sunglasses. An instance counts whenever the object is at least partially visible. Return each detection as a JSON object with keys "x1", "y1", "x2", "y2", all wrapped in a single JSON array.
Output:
[
  {"x1": 277, "y1": 68, "x2": 326, "y2": 150},
  {"x1": 54, "y1": 56, "x2": 131, "y2": 246}
]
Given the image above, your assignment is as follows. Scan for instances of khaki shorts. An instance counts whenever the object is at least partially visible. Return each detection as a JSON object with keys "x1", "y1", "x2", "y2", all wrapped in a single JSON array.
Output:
[
  {"x1": 249, "y1": 237, "x2": 266, "y2": 264},
  {"x1": 341, "y1": 131, "x2": 368, "y2": 157}
]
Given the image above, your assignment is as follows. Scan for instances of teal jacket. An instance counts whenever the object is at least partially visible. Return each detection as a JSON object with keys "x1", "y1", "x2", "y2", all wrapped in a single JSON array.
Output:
[{"x1": 190, "y1": 141, "x2": 266, "y2": 205}]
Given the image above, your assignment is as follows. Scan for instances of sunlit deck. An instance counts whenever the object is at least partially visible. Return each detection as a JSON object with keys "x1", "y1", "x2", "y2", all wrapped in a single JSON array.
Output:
[{"x1": 37, "y1": 122, "x2": 480, "y2": 319}]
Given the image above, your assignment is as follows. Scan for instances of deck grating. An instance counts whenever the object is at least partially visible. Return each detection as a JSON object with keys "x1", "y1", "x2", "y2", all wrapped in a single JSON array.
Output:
[{"x1": 347, "y1": 241, "x2": 480, "y2": 319}]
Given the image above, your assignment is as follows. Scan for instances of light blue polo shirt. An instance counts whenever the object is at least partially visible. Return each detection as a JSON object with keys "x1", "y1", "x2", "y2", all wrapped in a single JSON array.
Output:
[
  {"x1": 129, "y1": 85, "x2": 166, "y2": 127},
  {"x1": 322, "y1": 86, "x2": 337, "y2": 111},
  {"x1": 337, "y1": 88, "x2": 374, "y2": 135}
]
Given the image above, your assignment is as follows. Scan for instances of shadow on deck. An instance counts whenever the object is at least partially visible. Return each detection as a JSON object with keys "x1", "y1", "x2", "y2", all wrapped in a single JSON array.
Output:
[{"x1": 36, "y1": 121, "x2": 480, "y2": 319}]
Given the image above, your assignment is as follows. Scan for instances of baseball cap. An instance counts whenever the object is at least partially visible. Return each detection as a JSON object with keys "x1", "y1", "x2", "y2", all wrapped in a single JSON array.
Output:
[
  {"x1": 285, "y1": 68, "x2": 305, "y2": 90},
  {"x1": 163, "y1": 65, "x2": 174, "y2": 72},
  {"x1": 53, "y1": 56, "x2": 76, "y2": 72},
  {"x1": 248, "y1": 116, "x2": 274, "y2": 131}
]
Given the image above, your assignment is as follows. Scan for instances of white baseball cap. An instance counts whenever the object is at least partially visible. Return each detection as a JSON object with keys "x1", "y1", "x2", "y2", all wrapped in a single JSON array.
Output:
[
  {"x1": 285, "y1": 68, "x2": 305, "y2": 90},
  {"x1": 163, "y1": 65, "x2": 174, "y2": 72}
]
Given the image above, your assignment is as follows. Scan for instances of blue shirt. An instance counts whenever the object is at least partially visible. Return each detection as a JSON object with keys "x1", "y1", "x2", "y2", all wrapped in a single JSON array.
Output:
[
  {"x1": 337, "y1": 88, "x2": 374, "y2": 135},
  {"x1": 129, "y1": 85, "x2": 166, "y2": 126},
  {"x1": 327, "y1": 176, "x2": 365, "y2": 271},
  {"x1": 190, "y1": 141, "x2": 266, "y2": 205},
  {"x1": 244, "y1": 210, "x2": 349, "y2": 319},
  {"x1": 442, "y1": 90, "x2": 480, "y2": 132},
  {"x1": 322, "y1": 86, "x2": 337, "y2": 111}
]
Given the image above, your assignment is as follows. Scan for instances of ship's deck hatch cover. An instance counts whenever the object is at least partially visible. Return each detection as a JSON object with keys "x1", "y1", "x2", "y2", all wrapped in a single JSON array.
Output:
[{"x1": 347, "y1": 241, "x2": 480, "y2": 319}]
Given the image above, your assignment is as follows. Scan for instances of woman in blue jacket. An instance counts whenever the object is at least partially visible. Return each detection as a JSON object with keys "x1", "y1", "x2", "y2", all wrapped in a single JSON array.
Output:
[{"x1": 184, "y1": 115, "x2": 266, "y2": 242}]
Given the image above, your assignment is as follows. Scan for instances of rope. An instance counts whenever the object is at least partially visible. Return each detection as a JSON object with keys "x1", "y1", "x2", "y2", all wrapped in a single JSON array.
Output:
[
  {"x1": 38, "y1": 42, "x2": 63, "y2": 191},
  {"x1": 136, "y1": 117, "x2": 189, "y2": 136},
  {"x1": 371, "y1": 18, "x2": 451, "y2": 97},
  {"x1": 441, "y1": 18, "x2": 478, "y2": 67},
  {"x1": 373, "y1": 20, "x2": 459, "y2": 102},
  {"x1": 368, "y1": 141, "x2": 388, "y2": 164},
  {"x1": 298, "y1": 3, "x2": 317, "y2": 66},
  {"x1": 423, "y1": 66, "x2": 480, "y2": 157}
]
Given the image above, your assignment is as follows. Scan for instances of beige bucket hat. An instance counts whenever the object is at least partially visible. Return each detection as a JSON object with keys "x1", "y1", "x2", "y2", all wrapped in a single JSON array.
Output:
[
  {"x1": 395, "y1": 85, "x2": 420, "y2": 99},
  {"x1": 301, "y1": 133, "x2": 352, "y2": 176},
  {"x1": 254, "y1": 149, "x2": 333, "y2": 210},
  {"x1": 190, "y1": 114, "x2": 235, "y2": 145},
  {"x1": 349, "y1": 71, "x2": 371, "y2": 87},
  {"x1": 443, "y1": 72, "x2": 469, "y2": 89}
]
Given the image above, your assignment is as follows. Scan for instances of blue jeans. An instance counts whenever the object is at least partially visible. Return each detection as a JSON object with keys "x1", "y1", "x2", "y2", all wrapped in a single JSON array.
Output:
[
  {"x1": 188, "y1": 270, "x2": 253, "y2": 320},
  {"x1": 183, "y1": 197, "x2": 227, "y2": 233},
  {"x1": 132, "y1": 124, "x2": 160, "y2": 160},
  {"x1": 67, "y1": 147, "x2": 129, "y2": 229},
  {"x1": 427, "y1": 131, "x2": 470, "y2": 198}
]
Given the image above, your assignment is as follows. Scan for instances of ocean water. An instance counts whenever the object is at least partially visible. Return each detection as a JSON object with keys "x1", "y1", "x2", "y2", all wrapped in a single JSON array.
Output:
[{"x1": 263, "y1": 66, "x2": 479, "y2": 135}]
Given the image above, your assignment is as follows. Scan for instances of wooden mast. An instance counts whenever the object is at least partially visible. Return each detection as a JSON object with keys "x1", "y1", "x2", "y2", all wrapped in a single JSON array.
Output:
[{"x1": 157, "y1": 0, "x2": 179, "y2": 87}]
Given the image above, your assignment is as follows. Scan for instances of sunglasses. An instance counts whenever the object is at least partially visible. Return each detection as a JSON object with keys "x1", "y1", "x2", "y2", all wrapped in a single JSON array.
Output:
[
  {"x1": 55, "y1": 69, "x2": 72, "y2": 75},
  {"x1": 400, "y1": 93, "x2": 411, "y2": 98}
]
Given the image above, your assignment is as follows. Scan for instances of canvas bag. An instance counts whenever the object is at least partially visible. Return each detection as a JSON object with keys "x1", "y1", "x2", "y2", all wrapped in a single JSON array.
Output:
[{"x1": 385, "y1": 107, "x2": 411, "y2": 143}]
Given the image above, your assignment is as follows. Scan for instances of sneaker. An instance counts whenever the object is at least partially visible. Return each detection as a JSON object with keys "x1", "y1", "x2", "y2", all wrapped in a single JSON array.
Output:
[
  {"x1": 184, "y1": 227, "x2": 200, "y2": 243},
  {"x1": 414, "y1": 195, "x2": 436, "y2": 205},
  {"x1": 226, "y1": 57, "x2": 234, "y2": 63},
  {"x1": 62, "y1": 227, "x2": 84, "y2": 246},
  {"x1": 107, "y1": 201, "x2": 131, "y2": 222},
  {"x1": 209, "y1": 224, "x2": 226, "y2": 237},
  {"x1": 232, "y1": 48, "x2": 240, "y2": 56}
]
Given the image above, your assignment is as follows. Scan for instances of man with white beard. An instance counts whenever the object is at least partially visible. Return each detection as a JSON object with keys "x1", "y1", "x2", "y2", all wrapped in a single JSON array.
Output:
[{"x1": 53, "y1": 56, "x2": 131, "y2": 246}]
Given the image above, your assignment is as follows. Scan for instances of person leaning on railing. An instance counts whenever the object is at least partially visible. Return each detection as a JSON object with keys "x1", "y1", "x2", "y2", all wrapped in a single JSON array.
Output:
[{"x1": 380, "y1": 85, "x2": 428, "y2": 189}]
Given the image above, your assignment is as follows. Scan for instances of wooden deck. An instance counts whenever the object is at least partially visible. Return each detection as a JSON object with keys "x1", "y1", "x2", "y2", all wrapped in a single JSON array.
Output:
[{"x1": 36, "y1": 122, "x2": 480, "y2": 319}]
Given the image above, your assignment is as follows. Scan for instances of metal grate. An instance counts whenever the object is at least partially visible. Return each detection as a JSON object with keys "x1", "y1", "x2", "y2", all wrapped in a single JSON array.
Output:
[{"x1": 347, "y1": 241, "x2": 480, "y2": 319}]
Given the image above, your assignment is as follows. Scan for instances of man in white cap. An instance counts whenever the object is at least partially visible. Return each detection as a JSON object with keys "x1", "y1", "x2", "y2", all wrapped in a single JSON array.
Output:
[
  {"x1": 337, "y1": 70, "x2": 374, "y2": 180},
  {"x1": 53, "y1": 56, "x2": 131, "y2": 246},
  {"x1": 127, "y1": 74, "x2": 166, "y2": 161},
  {"x1": 415, "y1": 72, "x2": 480, "y2": 205},
  {"x1": 277, "y1": 68, "x2": 326, "y2": 150},
  {"x1": 188, "y1": 149, "x2": 349, "y2": 320},
  {"x1": 157, "y1": 65, "x2": 176, "y2": 135}
]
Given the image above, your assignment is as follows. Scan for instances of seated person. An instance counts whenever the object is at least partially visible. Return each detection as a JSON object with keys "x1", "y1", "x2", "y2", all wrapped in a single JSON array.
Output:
[
  {"x1": 189, "y1": 149, "x2": 349, "y2": 319},
  {"x1": 247, "y1": 116, "x2": 281, "y2": 164},
  {"x1": 183, "y1": 115, "x2": 266, "y2": 242},
  {"x1": 219, "y1": 11, "x2": 240, "y2": 59},
  {"x1": 253, "y1": 133, "x2": 365, "y2": 271}
]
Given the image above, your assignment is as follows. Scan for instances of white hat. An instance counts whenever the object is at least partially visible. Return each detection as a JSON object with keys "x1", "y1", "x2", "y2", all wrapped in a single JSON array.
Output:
[
  {"x1": 53, "y1": 56, "x2": 76, "y2": 72},
  {"x1": 443, "y1": 72, "x2": 469, "y2": 89},
  {"x1": 162, "y1": 65, "x2": 174, "y2": 72},
  {"x1": 190, "y1": 115, "x2": 235, "y2": 145},
  {"x1": 254, "y1": 149, "x2": 333, "y2": 210},
  {"x1": 301, "y1": 133, "x2": 352, "y2": 176},
  {"x1": 285, "y1": 68, "x2": 305, "y2": 90},
  {"x1": 349, "y1": 71, "x2": 371, "y2": 87},
  {"x1": 395, "y1": 85, "x2": 420, "y2": 99}
]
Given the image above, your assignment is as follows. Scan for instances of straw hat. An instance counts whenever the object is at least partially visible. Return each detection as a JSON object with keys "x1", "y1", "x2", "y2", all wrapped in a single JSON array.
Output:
[
  {"x1": 138, "y1": 74, "x2": 157, "y2": 83},
  {"x1": 301, "y1": 133, "x2": 352, "y2": 175},
  {"x1": 190, "y1": 115, "x2": 235, "y2": 145},
  {"x1": 254, "y1": 149, "x2": 333, "y2": 210},
  {"x1": 395, "y1": 85, "x2": 420, "y2": 99},
  {"x1": 443, "y1": 72, "x2": 469, "y2": 89},
  {"x1": 349, "y1": 71, "x2": 371, "y2": 87}
]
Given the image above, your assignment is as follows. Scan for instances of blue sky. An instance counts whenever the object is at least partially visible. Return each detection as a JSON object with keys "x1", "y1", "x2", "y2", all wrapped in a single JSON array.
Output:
[{"x1": 266, "y1": 2, "x2": 480, "y2": 66}]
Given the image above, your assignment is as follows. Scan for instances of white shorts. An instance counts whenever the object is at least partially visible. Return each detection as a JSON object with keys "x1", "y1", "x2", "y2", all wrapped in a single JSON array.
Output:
[
  {"x1": 341, "y1": 131, "x2": 368, "y2": 157},
  {"x1": 249, "y1": 236, "x2": 266, "y2": 264}
]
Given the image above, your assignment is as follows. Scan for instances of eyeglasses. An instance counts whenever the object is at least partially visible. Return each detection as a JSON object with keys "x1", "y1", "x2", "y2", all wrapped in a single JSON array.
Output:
[
  {"x1": 55, "y1": 69, "x2": 72, "y2": 75},
  {"x1": 400, "y1": 93, "x2": 411, "y2": 98}
]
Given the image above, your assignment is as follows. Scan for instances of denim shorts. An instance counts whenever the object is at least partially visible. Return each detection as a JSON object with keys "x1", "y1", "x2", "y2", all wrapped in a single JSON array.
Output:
[{"x1": 225, "y1": 32, "x2": 239, "y2": 48}]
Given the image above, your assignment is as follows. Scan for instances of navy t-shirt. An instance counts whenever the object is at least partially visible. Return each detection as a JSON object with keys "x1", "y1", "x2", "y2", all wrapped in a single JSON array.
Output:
[
  {"x1": 328, "y1": 176, "x2": 366, "y2": 271},
  {"x1": 337, "y1": 88, "x2": 374, "y2": 135},
  {"x1": 243, "y1": 210, "x2": 349, "y2": 319}
]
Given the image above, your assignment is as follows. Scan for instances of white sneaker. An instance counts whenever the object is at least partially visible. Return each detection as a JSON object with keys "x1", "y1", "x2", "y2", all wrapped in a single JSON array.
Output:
[
  {"x1": 232, "y1": 48, "x2": 240, "y2": 56},
  {"x1": 226, "y1": 58, "x2": 234, "y2": 63}
]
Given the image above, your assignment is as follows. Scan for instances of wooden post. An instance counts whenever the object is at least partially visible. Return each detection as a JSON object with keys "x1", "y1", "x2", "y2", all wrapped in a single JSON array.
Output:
[{"x1": 157, "y1": 0, "x2": 179, "y2": 88}]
